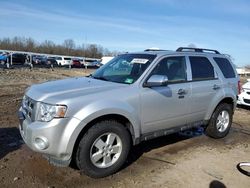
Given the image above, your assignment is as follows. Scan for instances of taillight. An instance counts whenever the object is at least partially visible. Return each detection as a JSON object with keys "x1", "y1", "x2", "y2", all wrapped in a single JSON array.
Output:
[{"x1": 238, "y1": 81, "x2": 241, "y2": 94}]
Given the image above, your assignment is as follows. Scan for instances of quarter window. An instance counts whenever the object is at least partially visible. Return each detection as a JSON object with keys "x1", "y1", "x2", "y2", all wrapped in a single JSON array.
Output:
[
  {"x1": 213, "y1": 57, "x2": 236, "y2": 78},
  {"x1": 189, "y1": 56, "x2": 215, "y2": 80},
  {"x1": 151, "y1": 56, "x2": 186, "y2": 83}
]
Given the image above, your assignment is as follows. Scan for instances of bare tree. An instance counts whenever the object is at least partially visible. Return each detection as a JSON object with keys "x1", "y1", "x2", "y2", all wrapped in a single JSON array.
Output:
[
  {"x1": 40, "y1": 40, "x2": 56, "y2": 54},
  {"x1": 63, "y1": 39, "x2": 75, "y2": 54},
  {"x1": 24, "y1": 38, "x2": 36, "y2": 52},
  {"x1": 0, "y1": 36, "x2": 107, "y2": 58},
  {"x1": 0, "y1": 37, "x2": 11, "y2": 50}
]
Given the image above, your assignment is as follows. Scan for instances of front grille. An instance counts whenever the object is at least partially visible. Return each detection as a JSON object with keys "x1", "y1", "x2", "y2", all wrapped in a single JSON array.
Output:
[
  {"x1": 243, "y1": 99, "x2": 250, "y2": 104},
  {"x1": 22, "y1": 96, "x2": 36, "y2": 121},
  {"x1": 247, "y1": 92, "x2": 250, "y2": 95}
]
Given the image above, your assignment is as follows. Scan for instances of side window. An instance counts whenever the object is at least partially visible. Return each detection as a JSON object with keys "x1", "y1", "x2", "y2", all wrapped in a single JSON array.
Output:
[
  {"x1": 213, "y1": 57, "x2": 236, "y2": 78},
  {"x1": 151, "y1": 56, "x2": 186, "y2": 83},
  {"x1": 189, "y1": 56, "x2": 214, "y2": 81}
]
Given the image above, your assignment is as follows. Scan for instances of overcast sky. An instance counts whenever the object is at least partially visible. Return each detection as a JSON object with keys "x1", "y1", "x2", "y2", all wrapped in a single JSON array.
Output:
[{"x1": 0, "y1": 0, "x2": 250, "y2": 66}]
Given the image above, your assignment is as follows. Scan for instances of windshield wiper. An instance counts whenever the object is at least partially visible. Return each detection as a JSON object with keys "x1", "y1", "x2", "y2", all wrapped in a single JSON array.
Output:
[{"x1": 92, "y1": 75, "x2": 109, "y2": 81}]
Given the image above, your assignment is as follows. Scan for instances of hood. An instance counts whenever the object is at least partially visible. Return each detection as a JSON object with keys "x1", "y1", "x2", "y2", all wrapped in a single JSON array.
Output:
[{"x1": 26, "y1": 77, "x2": 126, "y2": 102}]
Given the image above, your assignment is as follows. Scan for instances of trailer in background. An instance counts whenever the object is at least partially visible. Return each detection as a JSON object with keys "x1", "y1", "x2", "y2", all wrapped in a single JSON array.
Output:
[{"x1": 100, "y1": 56, "x2": 114, "y2": 65}]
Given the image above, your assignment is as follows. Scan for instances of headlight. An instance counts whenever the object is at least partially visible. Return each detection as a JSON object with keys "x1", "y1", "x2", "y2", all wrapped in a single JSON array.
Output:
[{"x1": 38, "y1": 102, "x2": 67, "y2": 122}]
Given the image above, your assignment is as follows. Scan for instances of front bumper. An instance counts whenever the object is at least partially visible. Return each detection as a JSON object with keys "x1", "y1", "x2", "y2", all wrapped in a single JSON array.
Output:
[
  {"x1": 18, "y1": 107, "x2": 81, "y2": 166},
  {"x1": 237, "y1": 93, "x2": 250, "y2": 107}
]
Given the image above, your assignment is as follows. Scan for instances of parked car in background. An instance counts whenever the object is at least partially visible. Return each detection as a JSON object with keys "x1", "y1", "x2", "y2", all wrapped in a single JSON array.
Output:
[
  {"x1": 0, "y1": 52, "x2": 27, "y2": 65},
  {"x1": 9, "y1": 53, "x2": 26, "y2": 65},
  {"x1": 92, "y1": 60, "x2": 102, "y2": 67},
  {"x1": 0, "y1": 52, "x2": 8, "y2": 64},
  {"x1": 32, "y1": 55, "x2": 47, "y2": 66},
  {"x1": 47, "y1": 57, "x2": 58, "y2": 68},
  {"x1": 55, "y1": 56, "x2": 72, "y2": 66},
  {"x1": 83, "y1": 59, "x2": 99, "y2": 68},
  {"x1": 237, "y1": 79, "x2": 250, "y2": 107},
  {"x1": 71, "y1": 58, "x2": 84, "y2": 68}
]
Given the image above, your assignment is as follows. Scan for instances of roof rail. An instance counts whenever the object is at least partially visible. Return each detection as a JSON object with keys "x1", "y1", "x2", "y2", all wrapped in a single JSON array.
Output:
[
  {"x1": 144, "y1": 48, "x2": 168, "y2": 52},
  {"x1": 176, "y1": 47, "x2": 220, "y2": 54}
]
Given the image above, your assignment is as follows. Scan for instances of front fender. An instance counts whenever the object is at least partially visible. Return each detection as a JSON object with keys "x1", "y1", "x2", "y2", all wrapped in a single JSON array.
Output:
[{"x1": 64, "y1": 100, "x2": 140, "y2": 155}]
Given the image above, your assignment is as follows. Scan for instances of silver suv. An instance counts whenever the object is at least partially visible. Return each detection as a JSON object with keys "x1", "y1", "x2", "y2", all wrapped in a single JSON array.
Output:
[{"x1": 18, "y1": 47, "x2": 239, "y2": 178}]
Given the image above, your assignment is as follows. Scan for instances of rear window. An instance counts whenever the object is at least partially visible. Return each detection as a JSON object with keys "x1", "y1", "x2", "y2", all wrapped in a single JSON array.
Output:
[
  {"x1": 213, "y1": 57, "x2": 236, "y2": 78},
  {"x1": 64, "y1": 58, "x2": 71, "y2": 60},
  {"x1": 189, "y1": 56, "x2": 215, "y2": 80}
]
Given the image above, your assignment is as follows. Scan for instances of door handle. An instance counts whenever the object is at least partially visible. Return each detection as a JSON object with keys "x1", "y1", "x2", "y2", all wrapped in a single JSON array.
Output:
[
  {"x1": 213, "y1": 84, "x2": 220, "y2": 90},
  {"x1": 177, "y1": 89, "x2": 186, "y2": 95}
]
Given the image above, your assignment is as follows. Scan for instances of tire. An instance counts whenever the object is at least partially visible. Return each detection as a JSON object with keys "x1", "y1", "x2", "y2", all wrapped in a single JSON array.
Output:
[
  {"x1": 205, "y1": 103, "x2": 233, "y2": 138},
  {"x1": 75, "y1": 120, "x2": 131, "y2": 178}
]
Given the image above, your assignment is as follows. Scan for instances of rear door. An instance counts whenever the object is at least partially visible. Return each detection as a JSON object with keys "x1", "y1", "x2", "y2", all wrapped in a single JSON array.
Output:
[{"x1": 187, "y1": 56, "x2": 222, "y2": 123}]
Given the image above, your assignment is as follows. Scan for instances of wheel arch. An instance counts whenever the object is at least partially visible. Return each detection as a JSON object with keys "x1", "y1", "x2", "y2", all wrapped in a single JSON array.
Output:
[
  {"x1": 205, "y1": 96, "x2": 235, "y2": 121},
  {"x1": 70, "y1": 113, "x2": 137, "y2": 167}
]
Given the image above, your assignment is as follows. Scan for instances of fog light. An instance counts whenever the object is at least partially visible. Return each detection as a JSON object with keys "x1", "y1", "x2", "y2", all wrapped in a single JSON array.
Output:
[{"x1": 34, "y1": 137, "x2": 49, "y2": 150}]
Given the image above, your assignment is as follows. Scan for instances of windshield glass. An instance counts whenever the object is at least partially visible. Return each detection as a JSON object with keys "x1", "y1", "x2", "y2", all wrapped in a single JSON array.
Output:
[{"x1": 91, "y1": 54, "x2": 156, "y2": 84}]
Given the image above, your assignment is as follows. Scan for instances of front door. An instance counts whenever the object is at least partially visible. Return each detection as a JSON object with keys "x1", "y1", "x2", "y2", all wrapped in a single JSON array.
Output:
[{"x1": 140, "y1": 56, "x2": 191, "y2": 134}]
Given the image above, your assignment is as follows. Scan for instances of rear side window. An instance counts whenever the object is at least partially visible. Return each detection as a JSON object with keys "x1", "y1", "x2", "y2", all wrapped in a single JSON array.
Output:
[
  {"x1": 213, "y1": 57, "x2": 236, "y2": 78},
  {"x1": 189, "y1": 56, "x2": 214, "y2": 80}
]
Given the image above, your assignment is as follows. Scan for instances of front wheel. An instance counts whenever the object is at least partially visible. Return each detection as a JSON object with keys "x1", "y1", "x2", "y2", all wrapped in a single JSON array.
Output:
[
  {"x1": 75, "y1": 121, "x2": 131, "y2": 178},
  {"x1": 205, "y1": 103, "x2": 233, "y2": 138}
]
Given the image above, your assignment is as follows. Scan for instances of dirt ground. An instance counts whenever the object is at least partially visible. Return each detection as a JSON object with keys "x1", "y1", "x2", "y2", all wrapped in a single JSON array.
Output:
[{"x1": 0, "y1": 68, "x2": 249, "y2": 188}]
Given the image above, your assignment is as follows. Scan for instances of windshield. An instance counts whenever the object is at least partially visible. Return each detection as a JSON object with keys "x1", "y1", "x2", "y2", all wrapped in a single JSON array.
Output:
[{"x1": 91, "y1": 54, "x2": 156, "y2": 84}]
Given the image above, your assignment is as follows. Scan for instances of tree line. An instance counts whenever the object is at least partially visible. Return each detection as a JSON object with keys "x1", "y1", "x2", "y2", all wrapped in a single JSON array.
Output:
[{"x1": 0, "y1": 36, "x2": 116, "y2": 58}]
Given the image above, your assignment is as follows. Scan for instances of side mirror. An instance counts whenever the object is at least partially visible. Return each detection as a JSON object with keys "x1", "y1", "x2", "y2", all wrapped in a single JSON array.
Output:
[{"x1": 144, "y1": 75, "x2": 168, "y2": 87}]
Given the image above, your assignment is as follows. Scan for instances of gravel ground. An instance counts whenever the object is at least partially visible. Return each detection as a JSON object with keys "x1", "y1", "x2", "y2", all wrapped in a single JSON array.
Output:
[{"x1": 0, "y1": 68, "x2": 249, "y2": 188}]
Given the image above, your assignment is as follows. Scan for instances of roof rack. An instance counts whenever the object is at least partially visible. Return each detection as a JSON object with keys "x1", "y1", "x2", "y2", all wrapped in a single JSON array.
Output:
[
  {"x1": 176, "y1": 47, "x2": 220, "y2": 54},
  {"x1": 144, "y1": 48, "x2": 168, "y2": 52}
]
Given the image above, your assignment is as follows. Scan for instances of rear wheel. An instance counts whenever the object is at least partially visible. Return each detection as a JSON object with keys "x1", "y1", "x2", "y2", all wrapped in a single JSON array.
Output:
[
  {"x1": 75, "y1": 120, "x2": 131, "y2": 178},
  {"x1": 205, "y1": 103, "x2": 233, "y2": 138}
]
